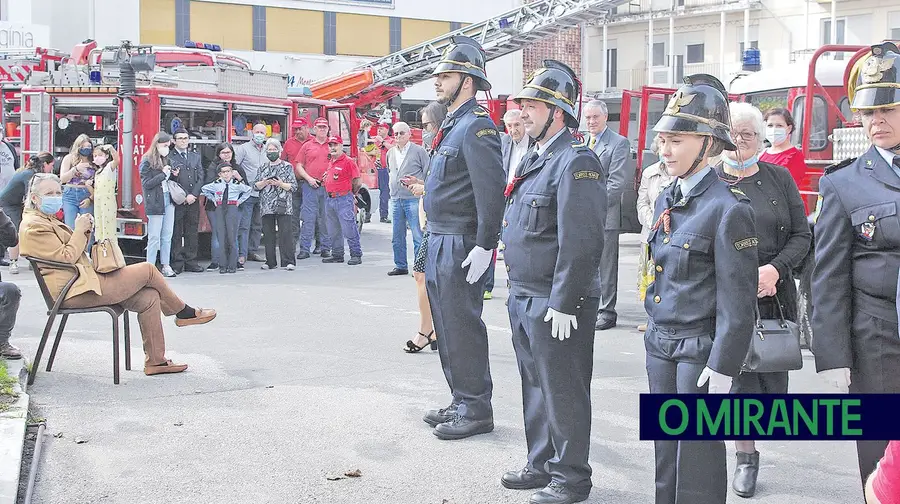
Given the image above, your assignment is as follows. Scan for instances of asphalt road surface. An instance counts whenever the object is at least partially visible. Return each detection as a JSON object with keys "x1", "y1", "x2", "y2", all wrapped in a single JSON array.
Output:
[{"x1": 8, "y1": 221, "x2": 860, "y2": 504}]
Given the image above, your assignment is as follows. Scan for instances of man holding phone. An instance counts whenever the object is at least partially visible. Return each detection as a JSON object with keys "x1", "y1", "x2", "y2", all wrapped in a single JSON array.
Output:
[{"x1": 386, "y1": 122, "x2": 429, "y2": 276}]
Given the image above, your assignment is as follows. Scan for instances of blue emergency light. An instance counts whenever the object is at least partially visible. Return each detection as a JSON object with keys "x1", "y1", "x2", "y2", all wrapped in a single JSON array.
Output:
[
  {"x1": 498, "y1": 18, "x2": 511, "y2": 29},
  {"x1": 183, "y1": 41, "x2": 222, "y2": 52}
]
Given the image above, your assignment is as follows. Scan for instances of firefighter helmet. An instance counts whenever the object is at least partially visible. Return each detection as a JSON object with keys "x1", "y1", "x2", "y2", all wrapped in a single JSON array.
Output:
[
  {"x1": 514, "y1": 60, "x2": 581, "y2": 128},
  {"x1": 432, "y1": 36, "x2": 491, "y2": 91},
  {"x1": 653, "y1": 73, "x2": 736, "y2": 151},
  {"x1": 849, "y1": 42, "x2": 900, "y2": 111}
]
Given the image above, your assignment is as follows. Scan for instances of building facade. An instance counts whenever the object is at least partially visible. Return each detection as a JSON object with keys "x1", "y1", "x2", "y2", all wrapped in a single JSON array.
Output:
[{"x1": 2, "y1": 0, "x2": 525, "y2": 100}]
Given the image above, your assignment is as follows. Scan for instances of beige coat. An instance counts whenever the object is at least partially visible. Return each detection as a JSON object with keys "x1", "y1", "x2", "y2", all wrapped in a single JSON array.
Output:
[
  {"x1": 19, "y1": 209, "x2": 100, "y2": 300},
  {"x1": 636, "y1": 161, "x2": 674, "y2": 242}
]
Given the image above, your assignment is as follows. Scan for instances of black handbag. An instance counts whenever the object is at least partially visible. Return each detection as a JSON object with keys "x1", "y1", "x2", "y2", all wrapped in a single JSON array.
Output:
[{"x1": 741, "y1": 294, "x2": 803, "y2": 373}]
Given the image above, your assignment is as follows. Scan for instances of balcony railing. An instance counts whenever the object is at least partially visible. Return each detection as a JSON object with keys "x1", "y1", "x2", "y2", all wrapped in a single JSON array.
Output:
[
  {"x1": 605, "y1": 62, "x2": 742, "y2": 91},
  {"x1": 611, "y1": 0, "x2": 760, "y2": 18}
]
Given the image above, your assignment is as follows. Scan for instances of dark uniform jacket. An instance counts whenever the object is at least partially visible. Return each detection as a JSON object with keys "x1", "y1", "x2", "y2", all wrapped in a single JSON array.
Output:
[
  {"x1": 168, "y1": 149, "x2": 204, "y2": 199},
  {"x1": 425, "y1": 98, "x2": 505, "y2": 250},
  {"x1": 502, "y1": 130, "x2": 607, "y2": 314},
  {"x1": 812, "y1": 146, "x2": 900, "y2": 372},
  {"x1": 645, "y1": 169, "x2": 759, "y2": 377}
]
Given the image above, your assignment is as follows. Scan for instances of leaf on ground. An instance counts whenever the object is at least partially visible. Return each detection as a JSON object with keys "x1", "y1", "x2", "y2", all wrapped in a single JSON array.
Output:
[
  {"x1": 74, "y1": 437, "x2": 88, "y2": 444},
  {"x1": 325, "y1": 475, "x2": 345, "y2": 481},
  {"x1": 174, "y1": 421, "x2": 184, "y2": 427},
  {"x1": 344, "y1": 469, "x2": 362, "y2": 478},
  {"x1": 53, "y1": 432, "x2": 63, "y2": 438},
  {"x1": 265, "y1": 385, "x2": 274, "y2": 389}
]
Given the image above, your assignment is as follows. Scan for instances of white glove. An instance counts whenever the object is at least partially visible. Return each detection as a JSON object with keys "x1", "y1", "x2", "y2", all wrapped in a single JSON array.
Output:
[
  {"x1": 543, "y1": 308, "x2": 578, "y2": 341},
  {"x1": 460, "y1": 246, "x2": 494, "y2": 284},
  {"x1": 818, "y1": 367, "x2": 851, "y2": 393},
  {"x1": 697, "y1": 367, "x2": 733, "y2": 394}
]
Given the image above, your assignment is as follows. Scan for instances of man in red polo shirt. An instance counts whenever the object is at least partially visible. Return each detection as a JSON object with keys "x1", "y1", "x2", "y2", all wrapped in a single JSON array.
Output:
[
  {"x1": 284, "y1": 117, "x2": 310, "y2": 248},
  {"x1": 374, "y1": 121, "x2": 394, "y2": 223},
  {"x1": 294, "y1": 117, "x2": 332, "y2": 260},
  {"x1": 322, "y1": 136, "x2": 362, "y2": 265}
]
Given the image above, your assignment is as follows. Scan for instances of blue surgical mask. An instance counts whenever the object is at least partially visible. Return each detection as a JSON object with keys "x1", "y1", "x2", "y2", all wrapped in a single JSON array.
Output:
[
  {"x1": 722, "y1": 153, "x2": 759, "y2": 171},
  {"x1": 39, "y1": 195, "x2": 63, "y2": 215},
  {"x1": 253, "y1": 133, "x2": 266, "y2": 145},
  {"x1": 765, "y1": 126, "x2": 788, "y2": 146},
  {"x1": 78, "y1": 147, "x2": 93, "y2": 156}
]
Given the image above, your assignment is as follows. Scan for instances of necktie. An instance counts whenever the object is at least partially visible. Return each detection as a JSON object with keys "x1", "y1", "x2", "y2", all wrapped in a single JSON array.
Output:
[
  {"x1": 673, "y1": 183, "x2": 683, "y2": 203},
  {"x1": 589, "y1": 135, "x2": 596, "y2": 150},
  {"x1": 181, "y1": 151, "x2": 187, "y2": 160},
  {"x1": 505, "y1": 151, "x2": 539, "y2": 198}
]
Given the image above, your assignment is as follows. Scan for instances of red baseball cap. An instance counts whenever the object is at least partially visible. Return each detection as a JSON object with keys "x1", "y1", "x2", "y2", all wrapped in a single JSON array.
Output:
[
  {"x1": 328, "y1": 136, "x2": 343, "y2": 145},
  {"x1": 292, "y1": 118, "x2": 309, "y2": 128},
  {"x1": 314, "y1": 117, "x2": 329, "y2": 128}
]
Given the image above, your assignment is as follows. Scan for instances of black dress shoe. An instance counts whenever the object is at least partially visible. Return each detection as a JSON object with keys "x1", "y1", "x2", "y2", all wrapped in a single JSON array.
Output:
[
  {"x1": 320, "y1": 249, "x2": 332, "y2": 258},
  {"x1": 732, "y1": 450, "x2": 760, "y2": 497},
  {"x1": 297, "y1": 251, "x2": 311, "y2": 260},
  {"x1": 312, "y1": 246, "x2": 322, "y2": 254},
  {"x1": 248, "y1": 253, "x2": 265, "y2": 262},
  {"x1": 529, "y1": 482, "x2": 589, "y2": 504},
  {"x1": 423, "y1": 405, "x2": 457, "y2": 427},
  {"x1": 184, "y1": 265, "x2": 205, "y2": 273},
  {"x1": 323, "y1": 256, "x2": 344, "y2": 263},
  {"x1": 594, "y1": 316, "x2": 617, "y2": 331},
  {"x1": 501, "y1": 468, "x2": 551, "y2": 490},
  {"x1": 387, "y1": 268, "x2": 408, "y2": 276},
  {"x1": 433, "y1": 414, "x2": 494, "y2": 440}
]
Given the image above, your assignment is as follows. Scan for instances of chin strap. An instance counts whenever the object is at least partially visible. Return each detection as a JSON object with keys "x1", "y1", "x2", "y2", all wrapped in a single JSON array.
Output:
[
  {"x1": 448, "y1": 76, "x2": 466, "y2": 107},
  {"x1": 535, "y1": 105, "x2": 557, "y2": 142},
  {"x1": 680, "y1": 137, "x2": 710, "y2": 179}
]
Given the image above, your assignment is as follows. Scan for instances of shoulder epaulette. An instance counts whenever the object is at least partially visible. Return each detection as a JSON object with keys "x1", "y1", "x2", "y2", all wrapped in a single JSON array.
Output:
[
  {"x1": 824, "y1": 157, "x2": 856, "y2": 175},
  {"x1": 729, "y1": 186, "x2": 750, "y2": 202},
  {"x1": 472, "y1": 107, "x2": 490, "y2": 117}
]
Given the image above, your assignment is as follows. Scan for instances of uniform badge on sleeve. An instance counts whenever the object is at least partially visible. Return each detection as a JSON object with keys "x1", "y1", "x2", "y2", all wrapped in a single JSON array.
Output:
[
  {"x1": 475, "y1": 128, "x2": 497, "y2": 137},
  {"x1": 733, "y1": 237, "x2": 758, "y2": 251},
  {"x1": 573, "y1": 170, "x2": 600, "y2": 180}
]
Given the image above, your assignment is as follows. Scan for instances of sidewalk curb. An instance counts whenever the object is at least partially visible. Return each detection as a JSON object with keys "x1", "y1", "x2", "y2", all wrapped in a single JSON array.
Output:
[{"x1": 0, "y1": 358, "x2": 29, "y2": 504}]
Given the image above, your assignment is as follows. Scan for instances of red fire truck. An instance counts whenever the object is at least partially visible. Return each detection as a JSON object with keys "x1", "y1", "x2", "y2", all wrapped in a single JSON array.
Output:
[
  {"x1": 18, "y1": 41, "x2": 371, "y2": 259},
  {"x1": 0, "y1": 47, "x2": 67, "y2": 149}
]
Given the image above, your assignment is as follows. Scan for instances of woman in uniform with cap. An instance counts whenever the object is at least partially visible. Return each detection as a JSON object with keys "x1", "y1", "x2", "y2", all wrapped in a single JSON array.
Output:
[{"x1": 643, "y1": 74, "x2": 758, "y2": 504}]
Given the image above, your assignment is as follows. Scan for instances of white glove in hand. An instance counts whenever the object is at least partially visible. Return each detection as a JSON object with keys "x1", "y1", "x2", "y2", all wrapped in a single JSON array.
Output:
[
  {"x1": 543, "y1": 308, "x2": 578, "y2": 341},
  {"x1": 697, "y1": 367, "x2": 733, "y2": 394},
  {"x1": 818, "y1": 367, "x2": 851, "y2": 393},
  {"x1": 461, "y1": 246, "x2": 494, "y2": 284}
]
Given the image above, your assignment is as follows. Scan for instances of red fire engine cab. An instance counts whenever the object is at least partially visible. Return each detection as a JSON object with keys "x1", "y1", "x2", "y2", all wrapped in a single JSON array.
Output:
[{"x1": 19, "y1": 41, "x2": 369, "y2": 260}]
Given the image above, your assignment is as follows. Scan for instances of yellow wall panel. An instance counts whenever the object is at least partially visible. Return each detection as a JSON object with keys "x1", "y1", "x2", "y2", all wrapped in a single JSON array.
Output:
[
  {"x1": 190, "y1": 2, "x2": 253, "y2": 51},
  {"x1": 140, "y1": 0, "x2": 176, "y2": 45},
  {"x1": 336, "y1": 13, "x2": 389, "y2": 57},
  {"x1": 401, "y1": 19, "x2": 451, "y2": 49},
  {"x1": 266, "y1": 8, "x2": 324, "y2": 54}
]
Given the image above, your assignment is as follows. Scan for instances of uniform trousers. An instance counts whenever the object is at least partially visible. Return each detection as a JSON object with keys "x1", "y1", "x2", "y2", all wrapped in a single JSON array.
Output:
[
  {"x1": 262, "y1": 213, "x2": 295, "y2": 268},
  {"x1": 324, "y1": 193, "x2": 362, "y2": 258},
  {"x1": 644, "y1": 321, "x2": 726, "y2": 504},
  {"x1": 847, "y1": 293, "x2": 900, "y2": 489},
  {"x1": 509, "y1": 295, "x2": 600, "y2": 494},
  {"x1": 425, "y1": 233, "x2": 493, "y2": 420},
  {"x1": 213, "y1": 204, "x2": 241, "y2": 270},
  {"x1": 300, "y1": 184, "x2": 332, "y2": 253},
  {"x1": 171, "y1": 201, "x2": 200, "y2": 271},
  {"x1": 63, "y1": 263, "x2": 185, "y2": 365}
]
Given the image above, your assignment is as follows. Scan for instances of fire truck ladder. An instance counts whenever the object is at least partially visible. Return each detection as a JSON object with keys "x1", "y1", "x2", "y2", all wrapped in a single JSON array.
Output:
[
  {"x1": 354, "y1": 0, "x2": 630, "y2": 92},
  {"x1": 19, "y1": 90, "x2": 49, "y2": 158}
]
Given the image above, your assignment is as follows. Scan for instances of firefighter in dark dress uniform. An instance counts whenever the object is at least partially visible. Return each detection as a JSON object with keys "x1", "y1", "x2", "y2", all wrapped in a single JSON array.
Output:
[
  {"x1": 421, "y1": 36, "x2": 506, "y2": 441},
  {"x1": 499, "y1": 60, "x2": 606, "y2": 504},
  {"x1": 812, "y1": 42, "x2": 900, "y2": 494},
  {"x1": 644, "y1": 74, "x2": 759, "y2": 504}
]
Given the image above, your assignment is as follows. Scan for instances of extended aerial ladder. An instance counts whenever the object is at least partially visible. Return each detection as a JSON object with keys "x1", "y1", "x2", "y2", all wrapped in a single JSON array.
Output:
[{"x1": 310, "y1": 0, "x2": 631, "y2": 109}]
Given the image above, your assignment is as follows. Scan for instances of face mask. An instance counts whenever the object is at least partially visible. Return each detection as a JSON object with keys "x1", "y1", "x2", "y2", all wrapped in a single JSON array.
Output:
[
  {"x1": 93, "y1": 155, "x2": 107, "y2": 166},
  {"x1": 722, "y1": 153, "x2": 759, "y2": 171},
  {"x1": 266, "y1": 151, "x2": 280, "y2": 162},
  {"x1": 253, "y1": 133, "x2": 266, "y2": 145},
  {"x1": 78, "y1": 147, "x2": 93, "y2": 156},
  {"x1": 38, "y1": 195, "x2": 63, "y2": 215},
  {"x1": 765, "y1": 126, "x2": 788, "y2": 146},
  {"x1": 158, "y1": 146, "x2": 170, "y2": 157}
]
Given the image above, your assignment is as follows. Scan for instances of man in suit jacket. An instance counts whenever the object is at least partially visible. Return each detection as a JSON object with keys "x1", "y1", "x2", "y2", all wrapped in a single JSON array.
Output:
[
  {"x1": 585, "y1": 100, "x2": 631, "y2": 330},
  {"x1": 485, "y1": 109, "x2": 533, "y2": 299},
  {"x1": 168, "y1": 129, "x2": 205, "y2": 273},
  {"x1": 385, "y1": 122, "x2": 429, "y2": 276}
]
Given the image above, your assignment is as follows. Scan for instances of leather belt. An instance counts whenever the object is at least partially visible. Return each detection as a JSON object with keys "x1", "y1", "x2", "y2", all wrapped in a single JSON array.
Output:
[
  {"x1": 648, "y1": 318, "x2": 716, "y2": 339},
  {"x1": 328, "y1": 190, "x2": 351, "y2": 198}
]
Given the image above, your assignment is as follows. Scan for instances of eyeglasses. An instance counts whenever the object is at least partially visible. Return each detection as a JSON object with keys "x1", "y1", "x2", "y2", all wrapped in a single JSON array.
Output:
[
  {"x1": 396, "y1": 131, "x2": 409, "y2": 136},
  {"x1": 731, "y1": 131, "x2": 758, "y2": 142}
]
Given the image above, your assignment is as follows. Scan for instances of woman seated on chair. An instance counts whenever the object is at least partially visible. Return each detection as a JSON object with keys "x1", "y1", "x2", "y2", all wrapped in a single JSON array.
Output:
[{"x1": 18, "y1": 173, "x2": 217, "y2": 376}]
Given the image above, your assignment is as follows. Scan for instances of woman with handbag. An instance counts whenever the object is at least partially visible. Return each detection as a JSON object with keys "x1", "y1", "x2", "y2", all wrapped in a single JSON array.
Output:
[
  {"x1": 644, "y1": 74, "x2": 759, "y2": 504},
  {"x1": 140, "y1": 132, "x2": 178, "y2": 278},
  {"x1": 717, "y1": 102, "x2": 811, "y2": 498},
  {"x1": 255, "y1": 138, "x2": 298, "y2": 270},
  {"x1": 19, "y1": 173, "x2": 217, "y2": 376}
]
